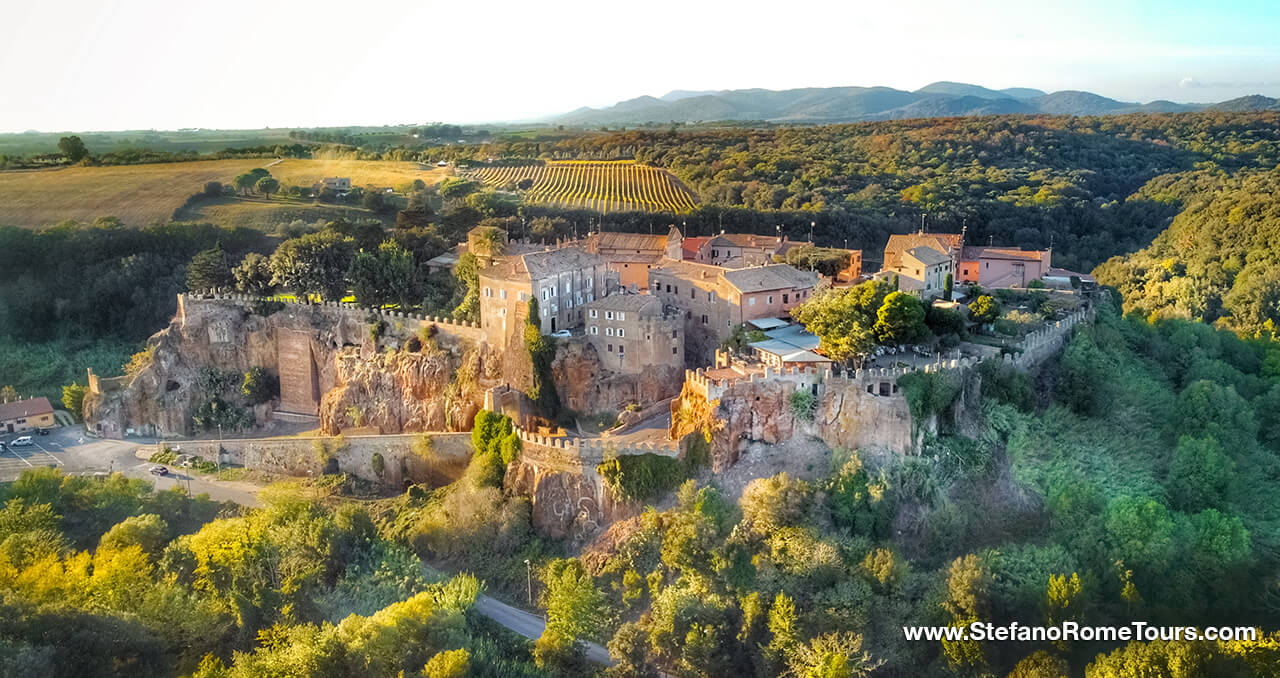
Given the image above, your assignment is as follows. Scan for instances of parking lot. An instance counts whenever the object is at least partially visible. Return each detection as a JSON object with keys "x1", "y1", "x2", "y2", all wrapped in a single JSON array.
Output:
[{"x1": 0, "y1": 428, "x2": 67, "y2": 478}]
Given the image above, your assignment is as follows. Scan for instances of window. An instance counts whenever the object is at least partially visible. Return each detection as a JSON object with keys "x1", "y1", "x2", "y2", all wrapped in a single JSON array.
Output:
[
  {"x1": 484, "y1": 287, "x2": 492, "y2": 297},
  {"x1": 618, "y1": 328, "x2": 625, "y2": 337},
  {"x1": 542, "y1": 289, "x2": 549, "y2": 301},
  {"x1": 590, "y1": 309, "x2": 598, "y2": 319},
  {"x1": 665, "y1": 284, "x2": 671, "y2": 293},
  {"x1": 587, "y1": 293, "x2": 594, "y2": 302},
  {"x1": 767, "y1": 295, "x2": 774, "y2": 304},
  {"x1": 783, "y1": 294, "x2": 789, "y2": 304},
  {"x1": 606, "y1": 327, "x2": 614, "y2": 336},
  {"x1": 586, "y1": 277, "x2": 593, "y2": 288},
  {"x1": 500, "y1": 289, "x2": 507, "y2": 300},
  {"x1": 690, "y1": 288, "x2": 695, "y2": 299},
  {"x1": 674, "y1": 286, "x2": 679, "y2": 295},
  {"x1": 500, "y1": 308, "x2": 507, "y2": 316},
  {"x1": 590, "y1": 326, "x2": 598, "y2": 335},
  {"x1": 618, "y1": 344, "x2": 624, "y2": 353},
  {"x1": 518, "y1": 292, "x2": 529, "y2": 302},
  {"x1": 564, "y1": 281, "x2": 571, "y2": 293},
  {"x1": 618, "y1": 312, "x2": 625, "y2": 321},
  {"x1": 672, "y1": 347, "x2": 678, "y2": 354},
  {"x1": 672, "y1": 330, "x2": 678, "y2": 338},
  {"x1": 551, "y1": 286, "x2": 557, "y2": 297},
  {"x1": 551, "y1": 303, "x2": 558, "y2": 312},
  {"x1": 608, "y1": 344, "x2": 613, "y2": 352},
  {"x1": 707, "y1": 291, "x2": 713, "y2": 302},
  {"x1": 541, "y1": 307, "x2": 548, "y2": 317},
  {"x1": 606, "y1": 311, "x2": 614, "y2": 320},
  {"x1": 701, "y1": 314, "x2": 708, "y2": 324}
]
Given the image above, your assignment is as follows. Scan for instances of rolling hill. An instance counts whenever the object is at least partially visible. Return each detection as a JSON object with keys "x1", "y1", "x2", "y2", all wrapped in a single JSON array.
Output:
[{"x1": 552, "y1": 82, "x2": 1277, "y2": 126}]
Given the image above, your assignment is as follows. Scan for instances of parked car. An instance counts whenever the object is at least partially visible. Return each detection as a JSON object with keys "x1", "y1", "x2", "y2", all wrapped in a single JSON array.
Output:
[
  {"x1": 11, "y1": 436, "x2": 32, "y2": 446},
  {"x1": 149, "y1": 465, "x2": 169, "y2": 476},
  {"x1": 35, "y1": 428, "x2": 50, "y2": 436}
]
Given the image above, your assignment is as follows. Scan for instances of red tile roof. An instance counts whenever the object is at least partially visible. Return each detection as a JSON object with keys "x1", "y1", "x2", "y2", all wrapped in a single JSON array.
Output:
[{"x1": 0, "y1": 397, "x2": 53, "y2": 422}]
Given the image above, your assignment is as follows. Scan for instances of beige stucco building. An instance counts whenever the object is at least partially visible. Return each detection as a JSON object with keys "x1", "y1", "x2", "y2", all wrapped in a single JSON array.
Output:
[
  {"x1": 478, "y1": 246, "x2": 619, "y2": 342},
  {"x1": 688, "y1": 232, "x2": 812, "y2": 268},
  {"x1": 887, "y1": 246, "x2": 953, "y2": 299},
  {"x1": 649, "y1": 261, "x2": 818, "y2": 363},
  {"x1": 0, "y1": 397, "x2": 55, "y2": 434},
  {"x1": 583, "y1": 294, "x2": 683, "y2": 375}
]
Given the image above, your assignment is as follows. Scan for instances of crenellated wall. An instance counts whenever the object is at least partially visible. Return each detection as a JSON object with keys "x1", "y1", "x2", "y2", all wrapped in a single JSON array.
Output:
[
  {"x1": 503, "y1": 420, "x2": 680, "y2": 542},
  {"x1": 671, "y1": 306, "x2": 1095, "y2": 469}
]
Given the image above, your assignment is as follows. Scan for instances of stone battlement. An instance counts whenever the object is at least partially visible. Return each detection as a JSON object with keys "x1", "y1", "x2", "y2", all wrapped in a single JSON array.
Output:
[
  {"x1": 511, "y1": 424, "x2": 679, "y2": 474},
  {"x1": 683, "y1": 307, "x2": 1094, "y2": 401},
  {"x1": 183, "y1": 291, "x2": 486, "y2": 341}
]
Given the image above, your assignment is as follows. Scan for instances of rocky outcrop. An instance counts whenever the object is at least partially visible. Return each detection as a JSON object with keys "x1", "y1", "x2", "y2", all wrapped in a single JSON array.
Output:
[
  {"x1": 85, "y1": 295, "x2": 498, "y2": 438},
  {"x1": 552, "y1": 338, "x2": 683, "y2": 414},
  {"x1": 318, "y1": 341, "x2": 503, "y2": 435},
  {"x1": 504, "y1": 456, "x2": 643, "y2": 542}
]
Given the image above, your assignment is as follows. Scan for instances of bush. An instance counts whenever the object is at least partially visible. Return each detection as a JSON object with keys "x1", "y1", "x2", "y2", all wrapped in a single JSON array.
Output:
[
  {"x1": 598, "y1": 454, "x2": 686, "y2": 503},
  {"x1": 978, "y1": 360, "x2": 1034, "y2": 411},
  {"x1": 241, "y1": 366, "x2": 277, "y2": 405},
  {"x1": 789, "y1": 389, "x2": 816, "y2": 422}
]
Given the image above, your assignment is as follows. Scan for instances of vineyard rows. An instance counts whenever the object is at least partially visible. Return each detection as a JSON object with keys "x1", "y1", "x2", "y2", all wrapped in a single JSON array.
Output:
[{"x1": 472, "y1": 161, "x2": 698, "y2": 213}]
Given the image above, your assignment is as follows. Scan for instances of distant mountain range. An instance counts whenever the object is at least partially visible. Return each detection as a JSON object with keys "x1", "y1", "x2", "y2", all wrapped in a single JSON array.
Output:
[{"x1": 552, "y1": 82, "x2": 1280, "y2": 126}]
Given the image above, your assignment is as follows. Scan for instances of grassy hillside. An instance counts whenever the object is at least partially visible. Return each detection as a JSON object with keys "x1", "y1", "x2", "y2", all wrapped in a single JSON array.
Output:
[
  {"x1": 0, "y1": 159, "x2": 267, "y2": 228},
  {"x1": 177, "y1": 197, "x2": 394, "y2": 232},
  {"x1": 0, "y1": 158, "x2": 446, "y2": 229}
]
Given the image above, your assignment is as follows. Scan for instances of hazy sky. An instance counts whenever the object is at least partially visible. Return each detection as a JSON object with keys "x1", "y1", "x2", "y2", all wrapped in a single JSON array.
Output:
[{"x1": 3, "y1": 0, "x2": 1278, "y2": 132}]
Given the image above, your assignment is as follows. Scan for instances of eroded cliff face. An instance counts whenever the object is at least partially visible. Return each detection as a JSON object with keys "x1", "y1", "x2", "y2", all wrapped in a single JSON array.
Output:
[
  {"x1": 85, "y1": 296, "x2": 498, "y2": 438},
  {"x1": 503, "y1": 455, "x2": 642, "y2": 542},
  {"x1": 552, "y1": 339, "x2": 683, "y2": 414},
  {"x1": 318, "y1": 342, "x2": 502, "y2": 435}
]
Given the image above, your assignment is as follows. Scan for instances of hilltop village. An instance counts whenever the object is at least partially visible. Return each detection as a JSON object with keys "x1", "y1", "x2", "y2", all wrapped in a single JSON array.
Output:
[{"x1": 81, "y1": 220, "x2": 1096, "y2": 537}]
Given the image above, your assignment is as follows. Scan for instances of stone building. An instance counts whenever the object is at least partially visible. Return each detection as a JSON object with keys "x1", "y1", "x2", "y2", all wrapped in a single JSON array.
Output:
[
  {"x1": 649, "y1": 261, "x2": 818, "y2": 363},
  {"x1": 582, "y1": 293, "x2": 683, "y2": 375},
  {"x1": 579, "y1": 227, "x2": 683, "y2": 288},
  {"x1": 686, "y1": 232, "x2": 812, "y2": 268},
  {"x1": 887, "y1": 246, "x2": 953, "y2": 299},
  {"x1": 478, "y1": 246, "x2": 618, "y2": 341}
]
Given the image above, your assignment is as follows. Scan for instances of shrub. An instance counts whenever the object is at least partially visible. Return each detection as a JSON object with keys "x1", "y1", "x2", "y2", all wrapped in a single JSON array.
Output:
[
  {"x1": 370, "y1": 452, "x2": 385, "y2": 477},
  {"x1": 598, "y1": 454, "x2": 686, "y2": 503},
  {"x1": 789, "y1": 389, "x2": 816, "y2": 422},
  {"x1": 241, "y1": 367, "x2": 277, "y2": 405}
]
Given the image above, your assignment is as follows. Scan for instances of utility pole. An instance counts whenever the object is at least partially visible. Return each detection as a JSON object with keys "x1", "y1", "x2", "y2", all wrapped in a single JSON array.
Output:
[{"x1": 524, "y1": 558, "x2": 533, "y2": 606}]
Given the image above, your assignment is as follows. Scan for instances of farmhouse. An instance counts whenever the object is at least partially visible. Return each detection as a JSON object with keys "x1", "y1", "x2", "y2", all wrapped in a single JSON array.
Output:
[
  {"x1": 0, "y1": 396, "x2": 55, "y2": 434},
  {"x1": 583, "y1": 293, "x2": 684, "y2": 375},
  {"x1": 312, "y1": 177, "x2": 352, "y2": 194},
  {"x1": 478, "y1": 246, "x2": 618, "y2": 340}
]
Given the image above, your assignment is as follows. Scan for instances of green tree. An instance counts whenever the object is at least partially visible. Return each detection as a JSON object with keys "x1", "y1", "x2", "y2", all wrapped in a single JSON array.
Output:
[
  {"x1": 232, "y1": 252, "x2": 274, "y2": 296},
  {"x1": 790, "y1": 279, "x2": 891, "y2": 363},
  {"x1": 254, "y1": 176, "x2": 279, "y2": 199},
  {"x1": 348, "y1": 241, "x2": 417, "y2": 308},
  {"x1": 185, "y1": 245, "x2": 233, "y2": 292},
  {"x1": 1167, "y1": 436, "x2": 1233, "y2": 511},
  {"x1": 524, "y1": 298, "x2": 560, "y2": 417},
  {"x1": 450, "y1": 252, "x2": 480, "y2": 322},
  {"x1": 269, "y1": 230, "x2": 356, "y2": 301},
  {"x1": 233, "y1": 172, "x2": 258, "y2": 195},
  {"x1": 438, "y1": 177, "x2": 480, "y2": 201},
  {"x1": 57, "y1": 135, "x2": 89, "y2": 162},
  {"x1": 61, "y1": 383, "x2": 88, "y2": 421},
  {"x1": 539, "y1": 559, "x2": 606, "y2": 657},
  {"x1": 240, "y1": 367, "x2": 276, "y2": 405},
  {"x1": 873, "y1": 291, "x2": 928, "y2": 345}
]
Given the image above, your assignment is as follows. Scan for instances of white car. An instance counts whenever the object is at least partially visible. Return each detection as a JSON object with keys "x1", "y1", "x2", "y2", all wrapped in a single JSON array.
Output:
[{"x1": 10, "y1": 436, "x2": 32, "y2": 446}]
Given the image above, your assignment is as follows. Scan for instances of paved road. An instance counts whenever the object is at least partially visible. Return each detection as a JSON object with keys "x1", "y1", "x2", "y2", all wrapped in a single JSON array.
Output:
[
  {"x1": 474, "y1": 595, "x2": 612, "y2": 665},
  {"x1": 0, "y1": 427, "x2": 260, "y2": 506}
]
